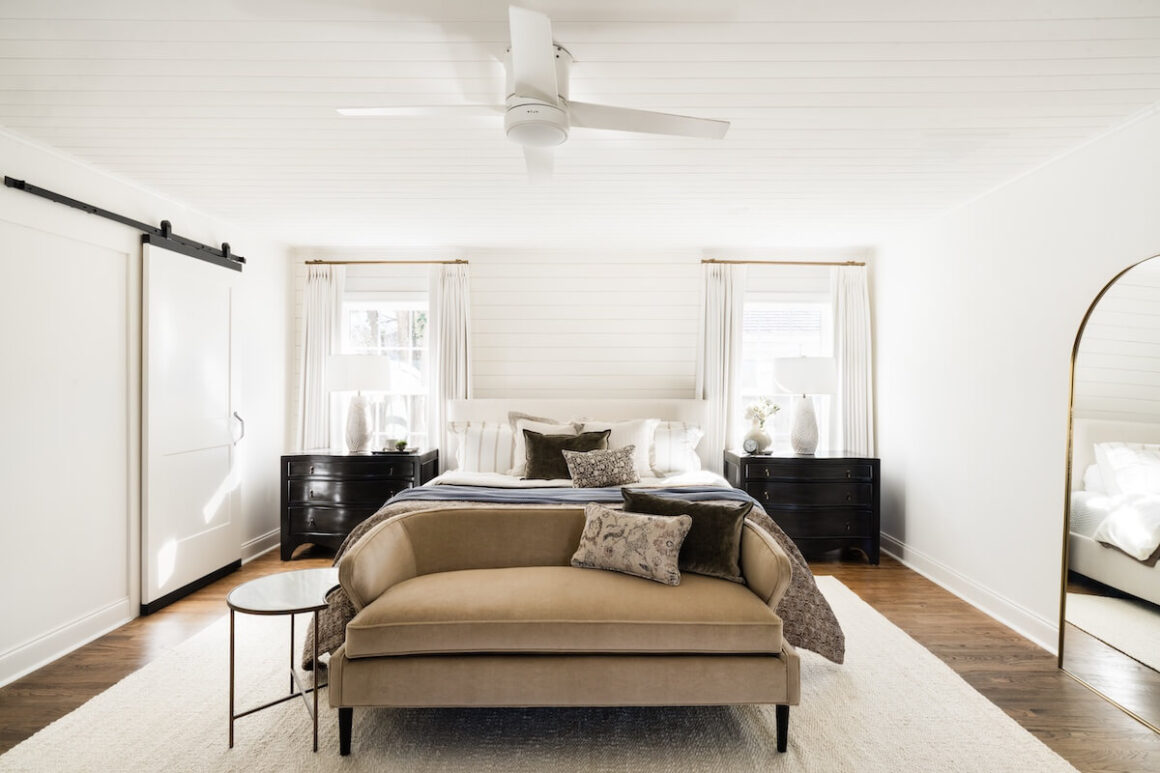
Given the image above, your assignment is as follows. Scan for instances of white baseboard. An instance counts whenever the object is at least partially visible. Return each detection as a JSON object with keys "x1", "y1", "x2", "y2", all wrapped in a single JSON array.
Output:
[
  {"x1": 0, "y1": 597, "x2": 133, "y2": 689},
  {"x1": 880, "y1": 532, "x2": 1059, "y2": 654},
  {"x1": 241, "y1": 528, "x2": 280, "y2": 563}
]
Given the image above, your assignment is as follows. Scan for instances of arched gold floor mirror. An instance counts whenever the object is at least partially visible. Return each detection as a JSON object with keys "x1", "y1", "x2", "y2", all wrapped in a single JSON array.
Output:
[{"x1": 1060, "y1": 252, "x2": 1160, "y2": 733}]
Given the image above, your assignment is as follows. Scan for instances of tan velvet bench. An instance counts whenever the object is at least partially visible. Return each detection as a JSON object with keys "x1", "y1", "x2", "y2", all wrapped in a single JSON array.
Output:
[{"x1": 329, "y1": 507, "x2": 800, "y2": 755}]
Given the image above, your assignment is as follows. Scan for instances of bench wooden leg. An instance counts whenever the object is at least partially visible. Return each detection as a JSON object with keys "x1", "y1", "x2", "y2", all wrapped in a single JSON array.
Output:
[
  {"x1": 338, "y1": 707, "x2": 352, "y2": 756},
  {"x1": 775, "y1": 704, "x2": 789, "y2": 753}
]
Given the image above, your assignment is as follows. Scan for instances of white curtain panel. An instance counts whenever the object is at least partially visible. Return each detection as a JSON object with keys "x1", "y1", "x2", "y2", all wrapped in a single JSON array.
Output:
[
  {"x1": 429, "y1": 263, "x2": 472, "y2": 465},
  {"x1": 297, "y1": 264, "x2": 345, "y2": 451},
  {"x1": 833, "y1": 265, "x2": 875, "y2": 455},
  {"x1": 696, "y1": 263, "x2": 747, "y2": 473}
]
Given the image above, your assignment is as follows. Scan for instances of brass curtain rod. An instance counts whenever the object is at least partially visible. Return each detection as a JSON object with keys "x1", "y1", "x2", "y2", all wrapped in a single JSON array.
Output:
[
  {"x1": 305, "y1": 259, "x2": 468, "y2": 265},
  {"x1": 702, "y1": 258, "x2": 865, "y2": 267}
]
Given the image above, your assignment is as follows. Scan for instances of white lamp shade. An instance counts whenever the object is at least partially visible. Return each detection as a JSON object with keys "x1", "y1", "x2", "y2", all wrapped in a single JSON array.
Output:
[
  {"x1": 773, "y1": 356, "x2": 836, "y2": 396},
  {"x1": 326, "y1": 355, "x2": 393, "y2": 392}
]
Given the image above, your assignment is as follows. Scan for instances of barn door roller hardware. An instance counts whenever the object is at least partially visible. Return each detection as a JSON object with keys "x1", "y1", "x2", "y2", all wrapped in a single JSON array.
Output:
[{"x1": 4, "y1": 175, "x2": 245, "y2": 271}]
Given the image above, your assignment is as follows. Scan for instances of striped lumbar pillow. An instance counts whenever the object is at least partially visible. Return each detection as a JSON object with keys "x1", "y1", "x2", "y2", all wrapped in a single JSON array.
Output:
[
  {"x1": 450, "y1": 421, "x2": 515, "y2": 474},
  {"x1": 650, "y1": 422, "x2": 704, "y2": 476}
]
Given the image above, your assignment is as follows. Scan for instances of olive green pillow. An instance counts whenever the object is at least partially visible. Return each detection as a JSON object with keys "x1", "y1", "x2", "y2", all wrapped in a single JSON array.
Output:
[
  {"x1": 523, "y1": 429, "x2": 611, "y2": 480},
  {"x1": 620, "y1": 488, "x2": 753, "y2": 584}
]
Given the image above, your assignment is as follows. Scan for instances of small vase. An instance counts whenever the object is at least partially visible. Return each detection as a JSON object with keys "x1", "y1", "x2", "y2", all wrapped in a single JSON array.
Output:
[{"x1": 744, "y1": 421, "x2": 773, "y2": 454}]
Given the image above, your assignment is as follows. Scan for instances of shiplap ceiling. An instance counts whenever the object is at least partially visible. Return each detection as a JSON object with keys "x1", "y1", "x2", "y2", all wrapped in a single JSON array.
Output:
[{"x1": 1, "y1": 0, "x2": 1159, "y2": 249}]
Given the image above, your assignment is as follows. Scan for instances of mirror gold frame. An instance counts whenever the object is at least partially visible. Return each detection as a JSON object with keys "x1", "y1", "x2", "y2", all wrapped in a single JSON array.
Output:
[{"x1": 1058, "y1": 251, "x2": 1160, "y2": 733}]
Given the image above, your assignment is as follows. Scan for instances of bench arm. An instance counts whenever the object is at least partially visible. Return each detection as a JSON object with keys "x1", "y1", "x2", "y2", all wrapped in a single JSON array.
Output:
[
  {"x1": 739, "y1": 521, "x2": 793, "y2": 610},
  {"x1": 337, "y1": 516, "x2": 419, "y2": 612}
]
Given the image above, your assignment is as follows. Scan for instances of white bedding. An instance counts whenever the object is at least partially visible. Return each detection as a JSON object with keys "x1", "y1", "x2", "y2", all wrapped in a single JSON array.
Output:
[
  {"x1": 427, "y1": 469, "x2": 732, "y2": 489},
  {"x1": 1071, "y1": 490, "x2": 1160, "y2": 561}
]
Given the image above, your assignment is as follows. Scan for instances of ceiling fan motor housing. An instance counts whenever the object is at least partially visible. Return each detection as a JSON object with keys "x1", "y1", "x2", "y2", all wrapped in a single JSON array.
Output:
[{"x1": 505, "y1": 102, "x2": 568, "y2": 147}]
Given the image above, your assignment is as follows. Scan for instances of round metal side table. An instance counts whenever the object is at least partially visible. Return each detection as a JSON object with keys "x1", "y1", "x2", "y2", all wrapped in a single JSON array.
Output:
[{"x1": 226, "y1": 567, "x2": 339, "y2": 752}]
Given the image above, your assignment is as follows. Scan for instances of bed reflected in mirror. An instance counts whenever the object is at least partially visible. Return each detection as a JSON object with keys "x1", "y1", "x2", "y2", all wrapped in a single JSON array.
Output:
[{"x1": 1062, "y1": 254, "x2": 1160, "y2": 733}]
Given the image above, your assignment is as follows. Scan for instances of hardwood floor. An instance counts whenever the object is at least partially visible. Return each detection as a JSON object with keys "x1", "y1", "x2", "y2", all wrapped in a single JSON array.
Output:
[{"x1": 1, "y1": 549, "x2": 1157, "y2": 771}]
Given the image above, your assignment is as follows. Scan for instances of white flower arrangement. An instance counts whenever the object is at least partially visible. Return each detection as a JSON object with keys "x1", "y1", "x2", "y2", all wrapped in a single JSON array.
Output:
[{"x1": 744, "y1": 397, "x2": 781, "y2": 428}]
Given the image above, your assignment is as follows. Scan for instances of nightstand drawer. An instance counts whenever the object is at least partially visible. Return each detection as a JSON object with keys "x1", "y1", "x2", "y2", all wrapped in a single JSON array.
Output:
[
  {"x1": 288, "y1": 506, "x2": 374, "y2": 537},
  {"x1": 744, "y1": 461, "x2": 874, "y2": 482},
  {"x1": 287, "y1": 478, "x2": 409, "y2": 506},
  {"x1": 766, "y1": 509, "x2": 873, "y2": 539},
  {"x1": 746, "y1": 481, "x2": 873, "y2": 508},
  {"x1": 286, "y1": 458, "x2": 412, "y2": 479}
]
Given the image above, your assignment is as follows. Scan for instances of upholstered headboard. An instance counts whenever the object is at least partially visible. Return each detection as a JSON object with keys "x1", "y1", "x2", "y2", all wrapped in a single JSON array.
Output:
[
  {"x1": 1071, "y1": 417, "x2": 1160, "y2": 485},
  {"x1": 445, "y1": 398, "x2": 710, "y2": 470}
]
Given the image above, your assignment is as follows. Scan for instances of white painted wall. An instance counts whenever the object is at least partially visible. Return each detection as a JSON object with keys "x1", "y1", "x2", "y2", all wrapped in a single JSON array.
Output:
[
  {"x1": 0, "y1": 130, "x2": 291, "y2": 687},
  {"x1": 874, "y1": 108, "x2": 1160, "y2": 651}
]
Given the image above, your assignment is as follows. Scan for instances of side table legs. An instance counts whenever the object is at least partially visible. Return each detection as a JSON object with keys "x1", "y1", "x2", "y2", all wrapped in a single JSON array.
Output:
[
  {"x1": 228, "y1": 610, "x2": 325, "y2": 752},
  {"x1": 228, "y1": 609, "x2": 235, "y2": 748},
  {"x1": 312, "y1": 610, "x2": 319, "y2": 752}
]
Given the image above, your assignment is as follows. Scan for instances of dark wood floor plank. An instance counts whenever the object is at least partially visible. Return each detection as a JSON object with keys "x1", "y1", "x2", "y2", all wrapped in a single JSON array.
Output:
[{"x1": 0, "y1": 549, "x2": 1156, "y2": 771}]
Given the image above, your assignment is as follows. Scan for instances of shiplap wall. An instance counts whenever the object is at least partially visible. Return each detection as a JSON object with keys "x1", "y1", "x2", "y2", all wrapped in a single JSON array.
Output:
[
  {"x1": 289, "y1": 247, "x2": 870, "y2": 449},
  {"x1": 1074, "y1": 257, "x2": 1160, "y2": 422},
  {"x1": 470, "y1": 249, "x2": 701, "y2": 399}
]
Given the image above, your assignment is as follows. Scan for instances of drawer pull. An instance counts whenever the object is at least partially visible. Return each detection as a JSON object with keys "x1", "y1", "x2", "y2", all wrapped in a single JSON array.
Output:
[
  {"x1": 306, "y1": 514, "x2": 315, "y2": 527},
  {"x1": 763, "y1": 490, "x2": 769, "y2": 502},
  {"x1": 308, "y1": 489, "x2": 315, "y2": 499},
  {"x1": 845, "y1": 494, "x2": 852, "y2": 502},
  {"x1": 845, "y1": 470, "x2": 852, "y2": 479},
  {"x1": 309, "y1": 465, "x2": 315, "y2": 475}
]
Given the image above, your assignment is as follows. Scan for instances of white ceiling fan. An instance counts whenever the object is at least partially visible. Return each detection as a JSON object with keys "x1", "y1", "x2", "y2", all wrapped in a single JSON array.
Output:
[{"x1": 338, "y1": 5, "x2": 730, "y2": 182}]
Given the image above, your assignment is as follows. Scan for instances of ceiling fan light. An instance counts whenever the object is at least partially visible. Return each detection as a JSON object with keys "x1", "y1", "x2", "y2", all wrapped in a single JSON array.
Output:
[{"x1": 504, "y1": 103, "x2": 568, "y2": 147}]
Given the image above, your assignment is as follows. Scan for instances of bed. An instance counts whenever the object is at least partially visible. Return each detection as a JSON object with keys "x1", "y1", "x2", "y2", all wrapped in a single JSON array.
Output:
[
  {"x1": 303, "y1": 398, "x2": 846, "y2": 669},
  {"x1": 1068, "y1": 418, "x2": 1160, "y2": 606}
]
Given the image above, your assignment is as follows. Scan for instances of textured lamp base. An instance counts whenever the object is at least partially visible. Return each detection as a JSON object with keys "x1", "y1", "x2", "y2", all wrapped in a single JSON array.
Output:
[
  {"x1": 790, "y1": 395, "x2": 819, "y2": 455},
  {"x1": 345, "y1": 394, "x2": 373, "y2": 454}
]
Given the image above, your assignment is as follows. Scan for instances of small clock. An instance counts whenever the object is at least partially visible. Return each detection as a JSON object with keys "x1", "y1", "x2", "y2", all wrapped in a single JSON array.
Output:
[{"x1": 742, "y1": 437, "x2": 759, "y2": 454}]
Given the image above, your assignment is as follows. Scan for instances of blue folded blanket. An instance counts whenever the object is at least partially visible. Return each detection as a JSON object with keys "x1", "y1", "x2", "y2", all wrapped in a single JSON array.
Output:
[{"x1": 388, "y1": 484, "x2": 758, "y2": 507}]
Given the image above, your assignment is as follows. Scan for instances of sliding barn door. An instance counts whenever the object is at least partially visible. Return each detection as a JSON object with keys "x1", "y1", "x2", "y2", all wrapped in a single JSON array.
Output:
[{"x1": 142, "y1": 243, "x2": 242, "y2": 610}]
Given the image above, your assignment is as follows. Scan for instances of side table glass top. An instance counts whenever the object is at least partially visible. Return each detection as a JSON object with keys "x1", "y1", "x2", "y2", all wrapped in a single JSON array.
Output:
[{"x1": 226, "y1": 568, "x2": 339, "y2": 615}]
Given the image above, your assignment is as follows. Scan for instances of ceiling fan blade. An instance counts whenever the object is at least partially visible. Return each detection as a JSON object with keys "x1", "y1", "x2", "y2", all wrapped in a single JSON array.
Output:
[
  {"x1": 523, "y1": 146, "x2": 554, "y2": 183},
  {"x1": 336, "y1": 105, "x2": 501, "y2": 117},
  {"x1": 508, "y1": 6, "x2": 559, "y2": 105},
  {"x1": 568, "y1": 101, "x2": 729, "y2": 140}
]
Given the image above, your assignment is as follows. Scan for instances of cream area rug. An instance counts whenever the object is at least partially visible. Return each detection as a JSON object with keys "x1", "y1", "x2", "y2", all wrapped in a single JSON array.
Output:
[
  {"x1": 1067, "y1": 591, "x2": 1160, "y2": 671},
  {"x1": 0, "y1": 578, "x2": 1076, "y2": 773}
]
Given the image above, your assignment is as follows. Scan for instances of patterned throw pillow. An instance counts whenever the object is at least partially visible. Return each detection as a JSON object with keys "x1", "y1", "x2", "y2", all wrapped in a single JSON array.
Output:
[
  {"x1": 570, "y1": 503, "x2": 692, "y2": 585},
  {"x1": 563, "y1": 446, "x2": 641, "y2": 488}
]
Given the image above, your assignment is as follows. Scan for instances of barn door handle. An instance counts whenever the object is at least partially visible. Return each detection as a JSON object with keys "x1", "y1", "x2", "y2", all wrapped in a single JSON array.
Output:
[{"x1": 232, "y1": 412, "x2": 246, "y2": 444}]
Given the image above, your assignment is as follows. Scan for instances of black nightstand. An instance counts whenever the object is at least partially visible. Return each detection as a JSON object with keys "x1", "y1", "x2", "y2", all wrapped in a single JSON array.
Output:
[
  {"x1": 280, "y1": 450, "x2": 438, "y2": 560},
  {"x1": 724, "y1": 450, "x2": 880, "y2": 564}
]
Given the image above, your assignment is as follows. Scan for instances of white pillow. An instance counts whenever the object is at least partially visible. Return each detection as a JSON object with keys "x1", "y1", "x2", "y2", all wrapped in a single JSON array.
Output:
[
  {"x1": 1092, "y1": 495, "x2": 1160, "y2": 561},
  {"x1": 651, "y1": 421, "x2": 704, "y2": 476},
  {"x1": 1094, "y1": 442, "x2": 1160, "y2": 496},
  {"x1": 1082, "y1": 463, "x2": 1106, "y2": 494},
  {"x1": 577, "y1": 418, "x2": 660, "y2": 477},
  {"x1": 509, "y1": 417, "x2": 578, "y2": 476},
  {"x1": 449, "y1": 421, "x2": 514, "y2": 474}
]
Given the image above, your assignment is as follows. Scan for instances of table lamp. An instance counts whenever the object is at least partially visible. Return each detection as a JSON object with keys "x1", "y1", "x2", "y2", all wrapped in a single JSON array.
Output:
[
  {"x1": 774, "y1": 356, "x2": 836, "y2": 455},
  {"x1": 326, "y1": 355, "x2": 393, "y2": 454}
]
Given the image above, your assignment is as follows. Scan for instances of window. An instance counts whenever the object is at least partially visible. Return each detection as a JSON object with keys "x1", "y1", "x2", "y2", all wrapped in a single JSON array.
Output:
[
  {"x1": 740, "y1": 293, "x2": 835, "y2": 451},
  {"x1": 333, "y1": 296, "x2": 430, "y2": 450}
]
